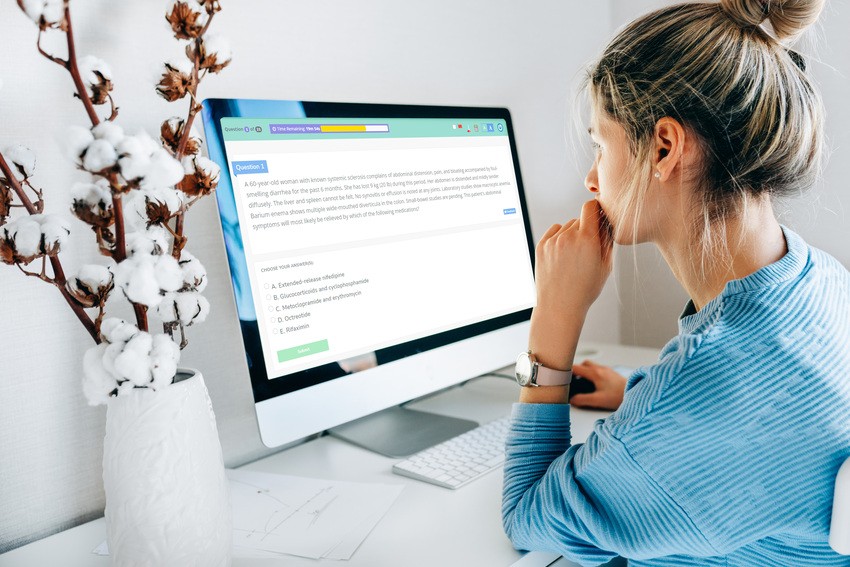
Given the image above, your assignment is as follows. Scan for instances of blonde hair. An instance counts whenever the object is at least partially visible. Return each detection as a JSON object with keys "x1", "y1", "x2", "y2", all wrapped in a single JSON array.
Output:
[{"x1": 586, "y1": 0, "x2": 825, "y2": 265}]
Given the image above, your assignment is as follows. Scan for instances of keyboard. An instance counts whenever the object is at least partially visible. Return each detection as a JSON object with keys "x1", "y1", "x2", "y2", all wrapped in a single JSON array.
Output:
[{"x1": 392, "y1": 415, "x2": 511, "y2": 489}]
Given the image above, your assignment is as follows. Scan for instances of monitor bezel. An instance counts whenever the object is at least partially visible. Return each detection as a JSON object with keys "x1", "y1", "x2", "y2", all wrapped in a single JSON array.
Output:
[{"x1": 201, "y1": 99, "x2": 535, "y2": 446}]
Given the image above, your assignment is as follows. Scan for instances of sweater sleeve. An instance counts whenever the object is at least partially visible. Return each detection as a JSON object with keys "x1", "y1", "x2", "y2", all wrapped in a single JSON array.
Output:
[{"x1": 501, "y1": 402, "x2": 717, "y2": 566}]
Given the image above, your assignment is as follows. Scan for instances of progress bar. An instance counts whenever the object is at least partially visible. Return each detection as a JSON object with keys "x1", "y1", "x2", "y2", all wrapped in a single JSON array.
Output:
[{"x1": 268, "y1": 124, "x2": 389, "y2": 134}]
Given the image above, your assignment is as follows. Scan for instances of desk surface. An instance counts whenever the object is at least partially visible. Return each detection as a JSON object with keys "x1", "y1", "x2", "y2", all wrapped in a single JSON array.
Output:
[{"x1": 0, "y1": 342, "x2": 660, "y2": 567}]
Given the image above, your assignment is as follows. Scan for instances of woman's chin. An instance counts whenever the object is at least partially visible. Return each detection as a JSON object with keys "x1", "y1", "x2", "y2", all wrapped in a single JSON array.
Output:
[{"x1": 611, "y1": 227, "x2": 637, "y2": 246}]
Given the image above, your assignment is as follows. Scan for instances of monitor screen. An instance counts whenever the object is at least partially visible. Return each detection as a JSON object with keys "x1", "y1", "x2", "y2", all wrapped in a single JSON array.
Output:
[{"x1": 201, "y1": 99, "x2": 536, "y2": 449}]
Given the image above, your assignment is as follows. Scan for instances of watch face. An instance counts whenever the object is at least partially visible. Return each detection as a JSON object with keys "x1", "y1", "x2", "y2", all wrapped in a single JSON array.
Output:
[{"x1": 515, "y1": 352, "x2": 534, "y2": 386}]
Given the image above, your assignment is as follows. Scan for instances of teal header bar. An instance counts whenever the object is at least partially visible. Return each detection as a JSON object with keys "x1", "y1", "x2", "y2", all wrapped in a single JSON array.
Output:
[{"x1": 221, "y1": 117, "x2": 508, "y2": 141}]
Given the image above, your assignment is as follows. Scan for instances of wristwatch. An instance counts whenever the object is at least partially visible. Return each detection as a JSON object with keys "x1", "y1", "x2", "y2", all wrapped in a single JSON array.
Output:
[{"x1": 515, "y1": 351, "x2": 572, "y2": 387}]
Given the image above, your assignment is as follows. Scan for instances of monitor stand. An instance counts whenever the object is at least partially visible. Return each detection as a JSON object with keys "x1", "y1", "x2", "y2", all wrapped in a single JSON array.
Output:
[{"x1": 328, "y1": 406, "x2": 478, "y2": 458}]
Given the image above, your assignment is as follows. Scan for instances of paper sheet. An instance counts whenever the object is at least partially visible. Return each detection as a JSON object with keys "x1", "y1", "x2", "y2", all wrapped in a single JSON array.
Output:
[
  {"x1": 228, "y1": 468, "x2": 404, "y2": 560},
  {"x1": 92, "y1": 469, "x2": 404, "y2": 561}
]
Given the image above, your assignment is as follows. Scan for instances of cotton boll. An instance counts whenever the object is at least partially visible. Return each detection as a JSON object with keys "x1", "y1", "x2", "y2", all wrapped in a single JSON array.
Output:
[
  {"x1": 121, "y1": 191, "x2": 150, "y2": 231},
  {"x1": 82, "y1": 139, "x2": 118, "y2": 172},
  {"x1": 203, "y1": 34, "x2": 232, "y2": 64},
  {"x1": 40, "y1": 0, "x2": 63, "y2": 23},
  {"x1": 2, "y1": 144, "x2": 36, "y2": 179},
  {"x1": 68, "y1": 263, "x2": 113, "y2": 307},
  {"x1": 167, "y1": 56, "x2": 194, "y2": 77},
  {"x1": 146, "y1": 187, "x2": 185, "y2": 214},
  {"x1": 125, "y1": 260, "x2": 164, "y2": 307},
  {"x1": 141, "y1": 150, "x2": 185, "y2": 189},
  {"x1": 78, "y1": 55, "x2": 112, "y2": 81},
  {"x1": 91, "y1": 121, "x2": 124, "y2": 147},
  {"x1": 20, "y1": 0, "x2": 64, "y2": 25},
  {"x1": 114, "y1": 347, "x2": 150, "y2": 387},
  {"x1": 150, "y1": 334, "x2": 180, "y2": 390},
  {"x1": 65, "y1": 126, "x2": 95, "y2": 161},
  {"x1": 100, "y1": 318, "x2": 124, "y2": 343},
  {"x1": 114, "y1": 256, "x2": 163, "y2": 307},
  {"x1": 179, "y1": 250, "x2": 207, "y2": 291},
  {"x1": 101, "y1": 317, "x2": 139, "y2": 345},
  {"x1": 77, "y1": 55, "x2": 112, "y2": 104},
  {"x1": 180, "y1": 155, "x2": 194, "y2": 175},
  {"x1": 118, "y1": 152, "x2": 152, "y2": 182},
  {"x1": 77, "y1": 264, "x2": 112, "y2": 288},
  {"x1": 39, "y1": 214, "x2": 70, "y2": 253},
  {"x1": 5, "y1": 216, "x2": 42, "y2": 257},
  {"x1": 74, "y1": 265, "x2": 112, "y2": 297},
  {"x1": 0, "y1": 214, "x2": 65, "y2": 257},
  {"x1": 124, "y1": 330, "x2": 154, "y2": 357},
  {"x1": 194, "y1": 156, "x2": 220, "y2": 180},
  {"x1": 175, "y1": 291, "x2": 209, "y2": 325},
  {"x1": 101, "y1": 341, "x2": 126, "y2": 377},
  {"x1": 190, "y1": 125, "x2": 204, "y2": 146},
  {"x1": 20, "y1": 0, "x2": 43, "y2": 21},
  {"x1": 82, "y1": 344, "x2": 117, "y2": 406},
  {"x1": 116, "y1": 134, "x2": 154, "y2": 181},
  {"x1": 156, "y1": 292, "x2": 180, "y2": 324},
  {"x1": 71, "y1": 180, "x2": 111, "y2": 204},
  {"x1": 71, "y1": 180, "x2": 113, "y2": 228},
  {"x1": 125, "y1": 226, "x2": 170, "y2": 256},
  {"x1": 154, "y1": 254, "x2": 184, "y2": 293}
]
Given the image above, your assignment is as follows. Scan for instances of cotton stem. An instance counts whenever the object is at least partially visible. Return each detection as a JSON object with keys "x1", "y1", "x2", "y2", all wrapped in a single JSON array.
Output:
[{"x1": 63, "y1": 5, "x2": 101, "y2": 126}]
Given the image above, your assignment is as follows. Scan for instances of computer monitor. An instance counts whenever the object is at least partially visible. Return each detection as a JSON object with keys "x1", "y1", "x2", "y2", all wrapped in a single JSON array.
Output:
[{"x1": 200, "y1": 99, "x2": 536, "y2": 455}]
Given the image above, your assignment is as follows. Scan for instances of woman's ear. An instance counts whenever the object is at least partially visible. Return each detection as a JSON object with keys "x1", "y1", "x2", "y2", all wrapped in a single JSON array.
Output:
[{"x1": 654, "y1": 117, "x2": 686, "y2": 182}]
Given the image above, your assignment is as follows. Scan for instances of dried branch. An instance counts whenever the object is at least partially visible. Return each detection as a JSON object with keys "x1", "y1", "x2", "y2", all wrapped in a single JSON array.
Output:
[
  {"x1": 62, "y1": 6, "x2": 101, "y2": 127},
  {"x1": 170, "y1": 8, "x2": 218, "y2": 262},
  {"x1": 21, "y1": 179, "x2": 44, "y2": 213},
  {"x1": 0, "y1": 151, "x2": 100, "y2": 342},
  {"x1": 107, "y1": 94, "x2": 119, "y2": 121},
  {"x1": 111, "y1": 194, "x2": 127, "y2": 263},
  {"x1": 0, "y1": 154, "x2": 38, "y2": 215},
  {"x1": 133, "y1": 303, "x2": 148, "y2": 334},
  {"x1": 37, "y1": 29, "x2": 68, "y2": 68},
  {"x1": 16, "y1": 256, "x2": 52, "y2": 283}
]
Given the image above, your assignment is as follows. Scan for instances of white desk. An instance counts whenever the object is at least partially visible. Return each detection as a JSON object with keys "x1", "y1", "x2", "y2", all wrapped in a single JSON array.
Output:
[{"x1": 0, "y1": 342, "x2": 660, "y2": 567}]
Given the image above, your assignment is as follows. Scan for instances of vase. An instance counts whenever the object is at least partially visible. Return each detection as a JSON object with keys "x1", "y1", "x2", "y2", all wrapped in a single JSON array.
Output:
[{"x1": 102, "y1": 368, "x2": 232, "y2": 566}]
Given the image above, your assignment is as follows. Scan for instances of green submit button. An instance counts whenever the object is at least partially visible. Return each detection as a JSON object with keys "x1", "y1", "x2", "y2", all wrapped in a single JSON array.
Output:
[{"x1": 277, "y1": 339, "x2": 330, "y2": 363}]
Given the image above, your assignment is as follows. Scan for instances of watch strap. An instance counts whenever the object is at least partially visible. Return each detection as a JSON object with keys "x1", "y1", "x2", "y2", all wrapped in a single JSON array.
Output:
[{"x1": 534, "y1": 365, "x2": 572, "y2": 386}]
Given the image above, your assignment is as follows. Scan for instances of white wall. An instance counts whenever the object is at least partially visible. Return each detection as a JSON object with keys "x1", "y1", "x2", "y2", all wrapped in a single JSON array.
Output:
[
  {"x1": 612, "y1": 0, "x2": 850, "y2": 348},
  {"x1": 0, "y1": 0, "x2": 614, "y2": 551}
]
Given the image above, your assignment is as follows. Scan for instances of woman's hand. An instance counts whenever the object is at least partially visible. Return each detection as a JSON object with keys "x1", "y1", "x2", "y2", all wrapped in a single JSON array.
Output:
[
  {"x1": 570, "y1": 360, "x2": 627, "y2": 410},
  {"x1": 527, "y1": 199, "x2": 614, "y2": 371}
]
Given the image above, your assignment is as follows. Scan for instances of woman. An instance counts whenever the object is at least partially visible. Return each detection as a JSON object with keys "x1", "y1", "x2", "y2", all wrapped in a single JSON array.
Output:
[{"x1": 501, "y1": 1, "x2": 850, "y2": 565}]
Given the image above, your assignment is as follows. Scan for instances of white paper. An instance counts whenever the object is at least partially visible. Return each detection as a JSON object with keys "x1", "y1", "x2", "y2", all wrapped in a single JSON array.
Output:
[
  {"x1": 227, "y1": 468, "x2": 404, "y2": 560},
  {"x1": 91, "y1": 540, "x2": 109, "y2": 556},
  {"x1": 509, "y1": 551, "x2": 563, "y2": 567}
]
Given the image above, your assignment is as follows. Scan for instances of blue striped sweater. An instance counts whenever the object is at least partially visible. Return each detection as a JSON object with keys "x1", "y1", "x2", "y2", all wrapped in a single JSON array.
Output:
[{"x1": 502, "y1": 227, "x2": 850, "y2": 566}]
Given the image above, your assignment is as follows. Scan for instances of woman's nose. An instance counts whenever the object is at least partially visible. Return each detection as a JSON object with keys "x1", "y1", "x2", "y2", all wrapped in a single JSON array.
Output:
[{"x1": 585, "y1": 165, "x2": 599, "y2": 193}]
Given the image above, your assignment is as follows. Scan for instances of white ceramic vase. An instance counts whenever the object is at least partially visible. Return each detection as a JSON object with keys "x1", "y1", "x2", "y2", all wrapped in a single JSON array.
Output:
[{"x1": 102, "y1": 368, "x2": 232, "y2": 566}]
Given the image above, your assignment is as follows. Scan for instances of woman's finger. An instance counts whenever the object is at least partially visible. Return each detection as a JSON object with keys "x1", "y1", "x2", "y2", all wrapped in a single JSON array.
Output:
[
  {"x1": 579, "y1": 199, "x2": 601, "y2": 234},
  {"x1": 539, "y1": 223, "x2": 562, "y2": 243},
  {"x1": 569, "y1": 393, "x2": 601, "y2": 408}
]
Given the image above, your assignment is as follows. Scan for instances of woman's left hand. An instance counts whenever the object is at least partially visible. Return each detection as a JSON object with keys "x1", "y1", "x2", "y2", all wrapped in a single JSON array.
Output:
[{"x1": 527, "y1": 199, "x2": 614, "y2": 372}]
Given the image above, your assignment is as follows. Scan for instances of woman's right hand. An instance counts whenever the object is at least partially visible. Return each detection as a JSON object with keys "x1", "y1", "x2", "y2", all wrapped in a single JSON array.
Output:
[{"x1": 569, "y1": 360, "x2": 627, "y2": 410}]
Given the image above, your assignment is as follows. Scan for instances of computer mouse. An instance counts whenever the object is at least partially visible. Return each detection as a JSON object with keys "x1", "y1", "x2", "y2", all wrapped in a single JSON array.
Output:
[{"x1": 568, "y1": 375, "x2": 595, "y2": 398}]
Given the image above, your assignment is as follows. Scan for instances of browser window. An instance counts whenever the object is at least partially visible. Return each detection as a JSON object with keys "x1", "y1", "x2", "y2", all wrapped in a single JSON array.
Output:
[{"x1": 220, "y1": 117, "x2": 536, "y2": 380}]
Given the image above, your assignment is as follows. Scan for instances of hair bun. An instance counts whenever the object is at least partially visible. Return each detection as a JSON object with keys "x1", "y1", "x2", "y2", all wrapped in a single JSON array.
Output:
[{"x1": 720, "y1": 0, "x2": 825, "y2": 41}]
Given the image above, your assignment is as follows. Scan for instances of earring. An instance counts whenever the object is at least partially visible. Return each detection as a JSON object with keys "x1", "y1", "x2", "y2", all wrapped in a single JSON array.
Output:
[{"x1": 654, "y1": 171, "x2": 661, "y2": 179}]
